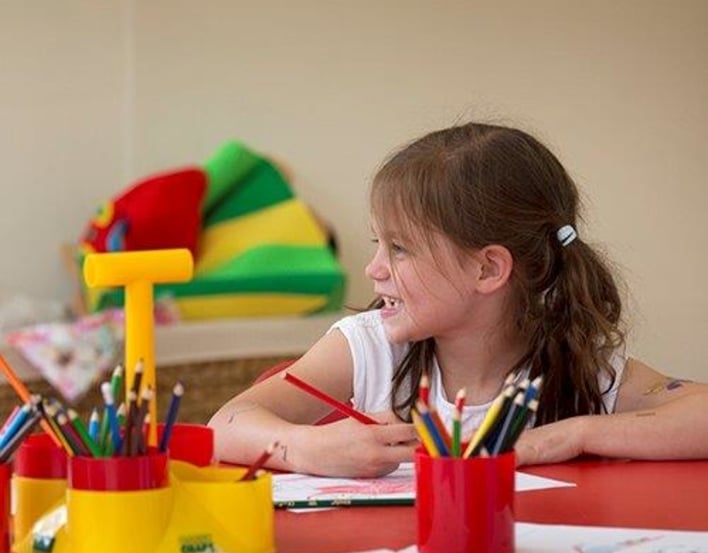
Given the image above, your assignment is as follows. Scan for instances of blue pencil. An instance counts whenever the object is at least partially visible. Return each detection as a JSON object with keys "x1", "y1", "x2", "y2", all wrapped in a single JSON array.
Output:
[
  {"x1": 101, "y1": 382, "x2": 122, "y2": 454},
  {"x1": 88, "y1": 407, "x2": 100, "y2": 443},
  {"x1": 159, "y1": 381, "x2": 184, "y2": 453},
  {"x1": 0, "y1": 402, "x2": 31, "y2": 450},
  {"x1": 416, "y1": 401, "x2": 450, "y2": 457}
]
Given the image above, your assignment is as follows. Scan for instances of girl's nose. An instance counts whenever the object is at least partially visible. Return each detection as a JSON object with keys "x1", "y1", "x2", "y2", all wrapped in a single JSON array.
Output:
[{"x1": 365, "y1": 247, "x2": 390, "y2": 281}]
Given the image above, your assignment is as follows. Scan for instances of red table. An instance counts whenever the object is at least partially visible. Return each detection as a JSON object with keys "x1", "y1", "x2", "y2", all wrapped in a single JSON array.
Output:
[{"x1": 274, "y1": 458, "x2": 708, "y2": 553}]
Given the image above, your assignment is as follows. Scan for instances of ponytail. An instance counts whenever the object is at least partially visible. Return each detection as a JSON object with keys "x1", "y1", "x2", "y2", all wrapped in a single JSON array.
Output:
[{"x1": 526, "y1": 238, "x2": 624, "y2": 425}]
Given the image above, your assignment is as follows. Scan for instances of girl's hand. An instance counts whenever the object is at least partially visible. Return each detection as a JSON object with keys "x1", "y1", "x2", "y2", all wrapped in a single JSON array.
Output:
[
  {"x1": 513, "y1": 416, "x2": 589, "y2": 466},
  {"x1": 293, "y1": 412, "x2": 419, "y2": 478}
]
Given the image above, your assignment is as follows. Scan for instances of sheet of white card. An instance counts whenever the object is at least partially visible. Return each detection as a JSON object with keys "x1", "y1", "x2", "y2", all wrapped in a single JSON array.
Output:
[
  {"x1": 367, "y1": 523, "x2": 708, "y2": 553},
  {"x1": 272, "y1": 462, "x2": 574, "y2": 506}
]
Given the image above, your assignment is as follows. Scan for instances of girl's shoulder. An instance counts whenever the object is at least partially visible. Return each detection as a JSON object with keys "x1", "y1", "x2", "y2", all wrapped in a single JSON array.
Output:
[
  {"x1": 329, "y1": 309, "x2": 388, "y2": 341},
  {"x1": 329, "y1": 309, "x2": 408, "y2": 365}
]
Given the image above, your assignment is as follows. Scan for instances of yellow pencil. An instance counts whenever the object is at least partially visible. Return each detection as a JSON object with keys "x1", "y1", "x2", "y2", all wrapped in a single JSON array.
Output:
[
  {"x1": 412, "y1": 408, "x2": 440, "y2": 457},
  {"x1": 463, "y1": 384, "x2": 514, "y2": 458}
]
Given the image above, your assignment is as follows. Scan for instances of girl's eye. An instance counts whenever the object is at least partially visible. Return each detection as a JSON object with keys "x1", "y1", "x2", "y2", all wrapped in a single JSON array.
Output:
[{"x1": 390, "y1": 242, "x2": 406, "y2": 256}]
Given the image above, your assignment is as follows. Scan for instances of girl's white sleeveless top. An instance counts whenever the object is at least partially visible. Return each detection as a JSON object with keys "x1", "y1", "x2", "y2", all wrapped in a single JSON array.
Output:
[{"x1": 330, "y1": 310, "x2": 626, "y2": 436}]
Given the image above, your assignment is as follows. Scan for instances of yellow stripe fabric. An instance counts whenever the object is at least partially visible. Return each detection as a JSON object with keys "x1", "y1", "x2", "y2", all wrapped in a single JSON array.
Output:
[
  {"x1": 175, "y1": 293, "x2": 327, "y2": 320},
  {"x1": 196, "y1": 199, "x2": 327, "y2": 275}
]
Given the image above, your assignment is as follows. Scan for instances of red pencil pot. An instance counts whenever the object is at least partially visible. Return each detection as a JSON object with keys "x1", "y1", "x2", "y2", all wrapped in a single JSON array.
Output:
[
  {"x1": 12, "y1": 432, "x2": 69, "y2": 543},
  {"x1": 157, "y1": 422, "x2": 214, "y2": 467},
  {"x1": 13, "y1": 431, "x2": 67, "y2": 479},
  {"x1": 68, "y1": 449, "x2": 168, "y2": 491},
  {"x1": 0, "y1": 462, "x2": 10, "y2": 553},
  {"x1": 415, "y1": 448, "x2": 515, "y2": 553}
]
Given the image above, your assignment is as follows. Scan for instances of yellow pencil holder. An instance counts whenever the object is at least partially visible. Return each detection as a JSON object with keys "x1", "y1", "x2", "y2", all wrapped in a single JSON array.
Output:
[
  {"x1": 11, "y1": 433, "x2": 68, "y2": 544},
  {"x1": 167, "y1": 460, "x2": 274, "y2": 553},
  {"x1": 65, "y1": 450, "x2": 171, "y2": 553}
]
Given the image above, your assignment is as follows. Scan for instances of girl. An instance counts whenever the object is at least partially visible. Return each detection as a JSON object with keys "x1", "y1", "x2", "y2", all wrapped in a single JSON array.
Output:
[{"x1": 209, "y1": 122, "x2": 708, "y2": 477}]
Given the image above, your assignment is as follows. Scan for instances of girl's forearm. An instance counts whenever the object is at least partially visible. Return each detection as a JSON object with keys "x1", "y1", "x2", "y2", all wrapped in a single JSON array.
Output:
[
  {"x1": 208, "y1": 400, "x2": 313, "y2": 472},
  {"x1": 582, "y1": 393, "x2": 708, "y2": 460}
]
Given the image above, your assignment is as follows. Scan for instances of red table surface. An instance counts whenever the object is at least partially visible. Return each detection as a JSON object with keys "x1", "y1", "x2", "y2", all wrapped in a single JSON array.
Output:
[{"x1": 274, "y1": 458, "x2": 708, "y2": 553}]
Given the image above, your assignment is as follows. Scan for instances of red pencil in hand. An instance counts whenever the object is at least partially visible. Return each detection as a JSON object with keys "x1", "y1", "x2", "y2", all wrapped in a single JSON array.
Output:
[{"x1": 281, "y1": 372, "x2": 379, "y2": 425}]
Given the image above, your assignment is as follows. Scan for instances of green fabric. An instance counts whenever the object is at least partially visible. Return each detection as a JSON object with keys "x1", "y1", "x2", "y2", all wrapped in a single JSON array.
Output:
[
  {"x1": 90, "y1": 245, "x2": 346, "y2": 309},
  {"x1": 203, "y1": 160, "x2": 294, "y2": 228},
  {"x1": 202, "y1": 141, "x2": 260, "y2": 214}
]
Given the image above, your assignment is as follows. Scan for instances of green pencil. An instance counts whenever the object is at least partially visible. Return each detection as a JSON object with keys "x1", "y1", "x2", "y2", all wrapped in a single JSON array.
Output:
[{"x1": 274, "y1": 497, "x2": 413, "y2": 509}]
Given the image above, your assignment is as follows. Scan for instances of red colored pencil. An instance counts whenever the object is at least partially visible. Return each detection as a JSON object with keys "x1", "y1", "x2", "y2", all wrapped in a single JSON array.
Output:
[
  {"x1": 240, "y1": 441, "x2": 279, "y2": 481},
  {"x1": 281, "y1": 372, "x2": 379, "y2": 425},
  {"x1": 419, "y1": 373, "x2": 430, "y2": 406}
]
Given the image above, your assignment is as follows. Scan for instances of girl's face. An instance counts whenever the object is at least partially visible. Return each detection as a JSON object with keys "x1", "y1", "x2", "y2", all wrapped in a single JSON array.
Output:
[{"x1": 365, "y1": 220, "x2": 482, "y2": 344}]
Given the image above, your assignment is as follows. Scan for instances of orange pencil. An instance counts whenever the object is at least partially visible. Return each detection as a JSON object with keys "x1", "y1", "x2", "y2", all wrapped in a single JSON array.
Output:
[
  {"x1": 282, "y1": 372, "x2": 379, "y2": 425},
  {"x1": 0, "y1": 355, "x2": 62, "y2": 447},
  {"x1": 240, "y1": 441, "x2": 279, "y2": 481}
]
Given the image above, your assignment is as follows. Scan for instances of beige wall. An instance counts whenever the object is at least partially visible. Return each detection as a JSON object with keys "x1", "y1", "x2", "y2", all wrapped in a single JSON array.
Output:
[{"x1": 1, "y1": 1, "x2": 707, "y2": 379}]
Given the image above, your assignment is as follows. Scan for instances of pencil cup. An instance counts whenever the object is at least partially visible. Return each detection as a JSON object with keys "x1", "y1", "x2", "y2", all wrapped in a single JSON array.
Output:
[
  {"x1": 0, "y1": 462, "x2": 10, "y2": 553},
  {"x1": 66, "y1": 450, "x2": 171, "y2": 553},
  {"x1": 415, "y1": 448, "x2": 515, "y2": 553},
  {"x1": 169, "y1": 460, "x2": 275, "y2": 553},
  {"x1": 157, "y1": 422, "x2": 214, "y2": 466},
  {"x1": 11, "y1": 432, "x2": 68, "y2": 544}
]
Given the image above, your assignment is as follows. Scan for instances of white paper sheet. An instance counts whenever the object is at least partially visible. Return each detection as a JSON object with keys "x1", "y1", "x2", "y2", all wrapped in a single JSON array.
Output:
[
  {"x1": 272, "y1": 462, "x2": 574, "y2": 508},
  {"x1": 349, "y1": 523, "x2": 708, "y2": 553}
]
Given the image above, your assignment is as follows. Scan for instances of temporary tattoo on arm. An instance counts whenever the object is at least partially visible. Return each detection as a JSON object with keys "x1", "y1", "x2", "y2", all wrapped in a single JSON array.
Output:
[
  {"x1": 642, "y1": 378, "x2": 693, "y2": 396},
  {"x1": 278, "y1": 444, "x2": 288, "y2": 463},
  {"x1": 634, "y1": 411, "x2": 656, "y2": 418},
  {"x1": 226, "y1": 402, "x2": 259, "y2": 423}
]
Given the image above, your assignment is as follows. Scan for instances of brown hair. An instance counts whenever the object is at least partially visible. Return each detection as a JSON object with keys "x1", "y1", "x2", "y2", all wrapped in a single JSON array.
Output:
[{"x1": 370, "y1": 122, "x2": 624, "y2": 425}]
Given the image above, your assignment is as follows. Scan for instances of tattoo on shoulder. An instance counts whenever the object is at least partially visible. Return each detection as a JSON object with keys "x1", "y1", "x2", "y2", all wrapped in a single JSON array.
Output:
[
  {"x1": 642, "y1": 378, "x2": 693, "y2": 396},
  {"x1": 279, "y1": 444, "x2": 288, "y2": 462},
  {"x1": 635, "y1": 411, "x2": 656, "y2": 418}
]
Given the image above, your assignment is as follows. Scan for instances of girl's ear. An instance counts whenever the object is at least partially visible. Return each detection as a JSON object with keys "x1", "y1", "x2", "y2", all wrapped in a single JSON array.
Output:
[{"x1": 474, "y1": 245, "x2": 513, "y2": 294}]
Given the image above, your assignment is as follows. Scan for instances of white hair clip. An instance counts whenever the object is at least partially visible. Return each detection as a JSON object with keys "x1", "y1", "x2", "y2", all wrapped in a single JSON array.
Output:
[{"x1": 557, "y1": 224, "x2": 577, "y2": 247}]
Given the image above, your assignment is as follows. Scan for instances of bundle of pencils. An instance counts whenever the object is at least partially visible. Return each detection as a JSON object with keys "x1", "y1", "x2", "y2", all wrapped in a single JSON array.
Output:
[
  {"x1": 0, "y1": 354, "x2": 185, "y2": 460},
  {"x1": 411, "y1": 372, "x2": 542, "y2": 458},
  {"x1": 0, "y1": 397, "x2": 43, "y2": 463}
]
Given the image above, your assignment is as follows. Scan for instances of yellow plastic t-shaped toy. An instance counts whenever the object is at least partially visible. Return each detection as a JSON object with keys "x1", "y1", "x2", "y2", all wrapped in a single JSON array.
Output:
[{"x1": 83, "y1": 249, "x2": 193, "y2": 446}]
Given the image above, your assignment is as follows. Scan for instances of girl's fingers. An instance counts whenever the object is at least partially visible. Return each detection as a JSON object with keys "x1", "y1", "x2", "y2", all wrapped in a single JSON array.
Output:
[{"x1": 374, "y1": 422, "x2": 418, "y2": 444}]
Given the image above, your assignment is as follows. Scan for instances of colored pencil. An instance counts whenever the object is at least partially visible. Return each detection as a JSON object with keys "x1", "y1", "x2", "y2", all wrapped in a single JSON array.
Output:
[
  {"x1": 0, "y1": 403, "x2": 31, "y2": 450},
  {"x1": 274, "y1": 497, "x2": 413, "y2": 509},
  {"x1": 130, "y1": 359, "x2": 144, "y2": 397},
  {"x1": 0, "y1": 355, "x2": 62, "y2": 446},
  {"x1": 429, "y1": 410, "x2": 452, "y2": 451},
  {"x1": 121, "y1": 390, "x2": 138, "y2": 456},
  {"x1": 0, "y1": 410, "x2": 42, "y2": 463},
  {"x1": 463, "y1": 384, "x2": 515, "y2": 458},
  {"x1": 418, "y1": 373, "x2": 430, "y2": 406},
  {"x1": 490, "y1": 390, "x2": 525, "y2": 455},
  {"x1": 240, "y1": 441, "x2": 279, "y2": 481},
  {"x1": 416, "y1": 401, "x2": 449, "y2": 456},
  {"x1": 101, "y1": 382, "x2": 122, "y2": 454},
  {"x1": 411, "y1": 408, "x2": 439, "y2": 457},
  {"x1": 159, "y1": 381, "x2": 184, "y2": 453},
  {"x1": 97, "y1": 364, "x2": 124, "y2": 450},
  {"x1": 0, "y1": 405, "x2": 20, "y2": 438},
  {"x1": 503, "y1": 397, "x2": 539, "y2": 452},
  {"x1": 37, "y1": 399, "x2": 74, "y2": 456},
  {"x1": 452, "y1": 388, "x2": 465, "y2": 457},
  {"x1": 67, "y1": 409, "x2": 101, "y2": 458},
  {"x1": 88, "y1": 408, "x2": 100, "y2": 443},
  {"x1": 110, "y1": 364, "x2": 124, "y2": 403},
  {"x1": 130, "y1": 387, "x2": 152, "y2": 456},
  {"x1": 281, "y1": 372, "x2": 378, "y2": 425}
]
